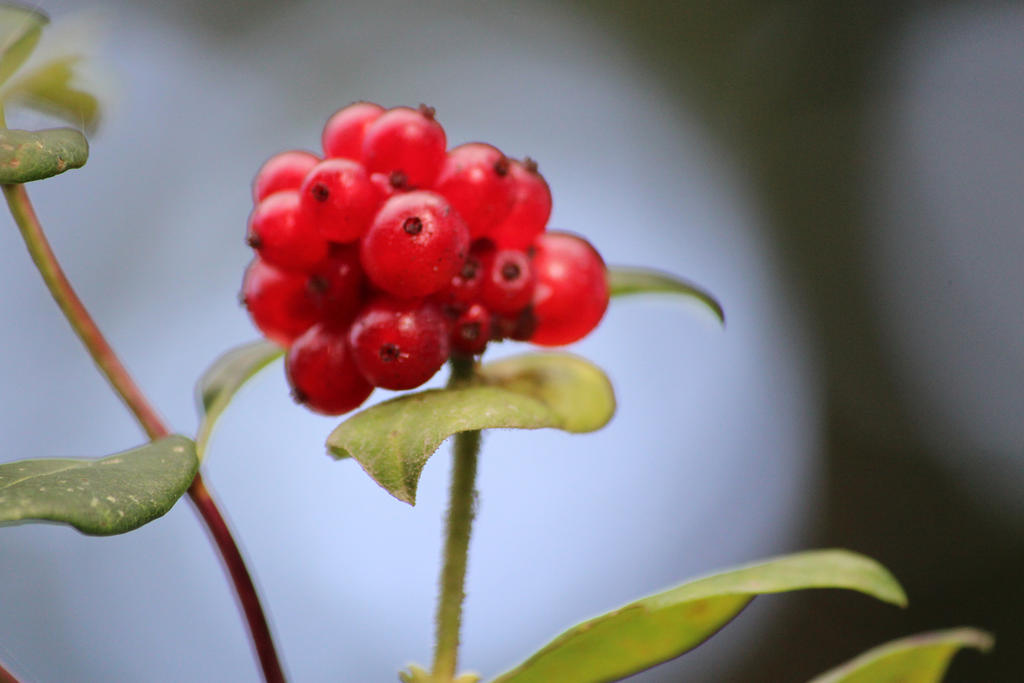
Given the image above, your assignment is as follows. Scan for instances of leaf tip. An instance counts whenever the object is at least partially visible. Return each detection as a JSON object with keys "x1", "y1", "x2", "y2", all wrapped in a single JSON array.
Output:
[
  {"x1": 713, "y1": 304, "x2": 726, "y2": 327},
  {"x1": 826, "y1": 548, "x2": 909, "y2": 608},
  {"x1": 399, "y1": 664, "x2": 428, "y2": 683},
  {"x1": 873, "y1": 567, "x2": 908, "y2": 609},
  {"x1": 326, "y1": 443, "x2": 352, "y2": 461},
  {"x1": 975, "y1": 630, "x2": 996, "y2": 652},
  {"x1": 607, "y1": 265, "x2": 725, "y2": 326},
  {"x1": 393, "y1": 488, "x2": 416, "y2": 506},
  {"x1": 934, "y1": 627, "x2": 994, "y2": 652}
]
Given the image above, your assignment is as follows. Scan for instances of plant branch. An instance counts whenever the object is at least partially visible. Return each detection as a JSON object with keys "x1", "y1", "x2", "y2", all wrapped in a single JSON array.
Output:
[
  {"x1": 2, "y1": 183, "x2": 285, "y2": 683},
  {"x1": 0, "y1": 658, "x2": 20, "y2": 683},
  {"x1": 2, "y1": 183, "x2": 166, "y2": 441},
  {"x1": 189, "y1": 471, "x2": 284, "y2": 682},
  {"x1": 431, "y1": 355, "x2": 481, "y2": 681}
]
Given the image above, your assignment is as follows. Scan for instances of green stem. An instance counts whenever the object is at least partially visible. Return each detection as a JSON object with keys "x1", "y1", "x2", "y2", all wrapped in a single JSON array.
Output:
[
  {"x1": 2, "y1": 183, "x2": 166, "y2": 440},
  {"x1": 431, "y1": 356, "x2": 482, "y2": 681},
  {"x1": 2, "y1": 184, "x2": 285, "y2": 683}
]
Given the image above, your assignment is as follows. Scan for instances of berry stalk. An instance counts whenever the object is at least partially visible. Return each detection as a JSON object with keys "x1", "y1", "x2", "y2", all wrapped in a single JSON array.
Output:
[
  {"x1": 432, "y1": 354, "x2": 481, "y2": 681},
  {"x1": 2, "y1": 184, "x2": 286, "y2": 683}
]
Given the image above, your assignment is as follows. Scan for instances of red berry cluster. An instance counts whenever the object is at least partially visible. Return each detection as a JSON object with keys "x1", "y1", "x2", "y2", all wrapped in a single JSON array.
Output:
[{"x1": 241, "y1": 102, "x2": 609, "y2": 415}]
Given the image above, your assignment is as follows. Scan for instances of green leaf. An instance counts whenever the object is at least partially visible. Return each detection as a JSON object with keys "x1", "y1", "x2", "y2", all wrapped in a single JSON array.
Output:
[
  {"x1": 0, "y1": 127, "x2": 87, "y2": 183},
  {"x1": 195, "y1": 340, "x2": 283, "y2": 460},
  {"x1": 0, "y1": 5, "x2": 47, "y2": 87},
  {"x1": 491, "y1": 549, "x2": 907, "y2": 683},
  {"x1": 2, "y1": 56, "x2": 101, "y2": 132},
  {"x1": 0, "y1": 435, "x2": 198, "y2": 536},
  {"x1": 809, "y1": 628, "x2": 994, "y2": 683},
  {"x1": 327, "y1": 353, "x2": 615, "y2": 504},
  {"x1": 607, "y1": 266, "x2": 725, "y2": 324},
  {"x1": 475, "y1": 353, "x2": 616, "y2": 433}
]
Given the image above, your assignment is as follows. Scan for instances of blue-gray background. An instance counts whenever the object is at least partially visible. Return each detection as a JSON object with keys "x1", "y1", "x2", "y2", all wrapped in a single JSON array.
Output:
[{"x1": 0, "y1": 1, "x2": 1020, "y2": 681}]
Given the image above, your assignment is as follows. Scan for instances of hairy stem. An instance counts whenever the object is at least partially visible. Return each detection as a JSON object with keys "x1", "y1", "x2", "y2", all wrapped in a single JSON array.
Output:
[
  {"x1": 431, "y1": 355, "x2": 481, "y2": 681},
  {"x1": 2, "y1": 183, "x2": 285, "y2": 683}
]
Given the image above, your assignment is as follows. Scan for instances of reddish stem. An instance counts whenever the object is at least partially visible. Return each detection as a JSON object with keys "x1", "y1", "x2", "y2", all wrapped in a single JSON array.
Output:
[
  {"x1": 0, "y1": 660, "x2": 19, "y2": 683},
  {"x1": 2, "y1": 184, "x2": 285, "y2": 682},
  {"x1": 189, "y1": 472, "x2": 285, "y2": 683},
  {"x1": 1, "y1": 184, "x2": 166, "y2": 441}
]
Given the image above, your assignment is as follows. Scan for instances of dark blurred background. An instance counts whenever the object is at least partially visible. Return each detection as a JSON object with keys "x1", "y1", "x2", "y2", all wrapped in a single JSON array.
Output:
[
  {"x1": 582, "y1": 2, "x2": 1024, "y2": 681},
  {"x1": 0, "y1": 1, "x2": 1020, "y2": 681}
]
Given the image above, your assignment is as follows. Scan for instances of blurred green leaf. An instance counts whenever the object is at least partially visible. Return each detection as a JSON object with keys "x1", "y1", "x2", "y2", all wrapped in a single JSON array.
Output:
[
  {"x1": 0, "y1": 4, "x2": 46, "y2": 87},
  {"x1": 475, "y1": 352, "x2": 615, "y2": 433},
  {"x1": 195, "y1": 340, "x2": 283, "y2": 460},
  {"x1": 809, "y1": 628, "x2": 994, "y2": 683},
  {"x1": 327, "y1": 353, "x2": 615, "y2": 504},
  {"x1": 0, "y1": 435, "x2": 198, "y2": 536},
  {"x1": 2, "y1": 55, "x2": 100, "y2": 132},
  {"x1": 608, "y1": 266, "x2": 724, "y2": 324},
  {"x1": 0, "y1": 126, "x2": 87, "y2": 182},
  {"x1": 491, "y1": 549, "x2": 907, "y2": 683}
]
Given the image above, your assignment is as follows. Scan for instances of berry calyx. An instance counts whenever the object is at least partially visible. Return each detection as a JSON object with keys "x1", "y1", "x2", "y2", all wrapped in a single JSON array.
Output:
[
  {"x1": 433, "y1": 143, "x2": 514, "y2": 239},
  {"x1": 403, "y1": 216, "x2": 423, "y2": 235},
  {"x1": 241, "y1": 257, "x2": 321, "y2": 347},
  {"x1": 529, "y1": 232, "x2": 608, "y2": 346},
  {"x1": 360, "y1": 191, "x2": 470, "y2": 298},
  {"x1": 322, "y1": 101, "x2": 384, "y2": 161},
  {"x1": 369, "y1": 171, "x2": 407, "y2": 200},
  {"x1": 285, "y1": 323, "x2": 374, "y2": 415},
  {"x1": 362, "y1": 105, "x2": 447, "y2": 188},
  {"x1": 247, "y1": 190, "x2": 329, "y2": 271},
  {"x1": 252, "y1": 150, "x2": 321, "y2": 202},
  {"x1": 490, "y1": 158, "x2": 552, "y2": 249},
  {"x1": 298, "y1": 159, "x2": 381, "y2": 243},
  {"x1": 348, "y1": 297, "x2": 450, "y2": 390}
]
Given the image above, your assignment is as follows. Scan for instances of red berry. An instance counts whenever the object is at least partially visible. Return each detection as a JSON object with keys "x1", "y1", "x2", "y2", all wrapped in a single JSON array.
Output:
[
  {"x1": 490, "y1": 306, "x2": 537, "y2": 342},
  {"x1": 450, "y1": 303, "x2": 490, "y2": 356},
  {"x1": 360, "y1": 191, "x2": 470, "y2": 299},
  {"x1": 247, "y1": 190, "x2": 329, "y2": 271},
  {"x1": 369, "y1": 171, "x2": 409, "y2": 200},
  {"x1": 490, "y1": 158, "x2": 551, "y2": 249},
  {"x1": 299, "y1": 159, "x2": 381, "y2": 243},
  {"x1": 480, "y1": 248, "x2": 534, "y2": 315},
  {"x1": 285, "y1": 323, "x2": 374, "y2": 415},
  {"x1": 322, "y1": 101, "x2": 384, "y2": 161},
  {"x1": 529, "y1": 232, "x2": 608, "y2": 346},
  {"x1": 435, "y1": 239, "x2": 494, "y2": 314},
  {"x1": 348, "y1": 297, "x2": 450, "y2": 390},
  {"x1": 252, "y1": 150, "x2": 321, "y2": 203},
  {"x1": 433, "y1": 143, "x2": 514, "y2": 239},
  {"x1": 362, "y1": 105, "x2": 446, "y2": 188},
  {"x1": 308, "y1": 244, "x2": 364, "y2": 325},
  {"x1": 241, "y1": 257, "x2": 320, "y2": 347}
]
